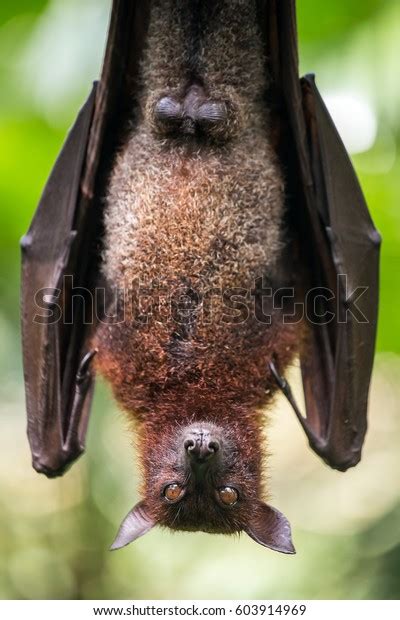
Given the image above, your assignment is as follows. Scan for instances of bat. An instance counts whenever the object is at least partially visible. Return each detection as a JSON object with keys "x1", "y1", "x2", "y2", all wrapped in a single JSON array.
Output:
[{"x1": 20, "y1": 0, "x2": 380, "y2": 554}]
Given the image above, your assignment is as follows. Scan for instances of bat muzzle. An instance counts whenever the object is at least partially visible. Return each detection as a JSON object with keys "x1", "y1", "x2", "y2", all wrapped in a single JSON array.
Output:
[{"x1": 183, "y1": 424, "x2": 221, "y2": 466}]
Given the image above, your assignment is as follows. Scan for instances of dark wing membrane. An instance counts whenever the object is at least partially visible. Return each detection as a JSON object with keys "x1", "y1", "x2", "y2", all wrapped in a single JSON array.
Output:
[
  {"x1": 264, "y1": 0, "x2": 381, "y2": 470},
  {"x1": 20, "y1": 0, "x2": 150, "y2": 477},
  {"x1": 21, "y1": 87, "x2": 97, "y2": 476},
  {"x1": 298, "y1": 76, "x2": 380, "y2": 470}
]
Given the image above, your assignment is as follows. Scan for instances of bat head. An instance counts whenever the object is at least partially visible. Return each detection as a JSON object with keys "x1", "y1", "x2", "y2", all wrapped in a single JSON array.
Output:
[{"x1": 111, "y1": 421, "x2": 295, "y2": 554}]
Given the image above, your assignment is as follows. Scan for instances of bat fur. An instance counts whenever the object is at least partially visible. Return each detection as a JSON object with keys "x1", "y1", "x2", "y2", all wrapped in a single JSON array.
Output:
[{"x1": 94, "y1": 0, "x2": 299, "y2": 549}]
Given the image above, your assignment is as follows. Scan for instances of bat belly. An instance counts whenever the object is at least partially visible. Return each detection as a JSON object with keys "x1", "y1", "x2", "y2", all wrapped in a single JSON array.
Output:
[{"x1": 95, "y1": 127, "x2": 296, "y2": 414}]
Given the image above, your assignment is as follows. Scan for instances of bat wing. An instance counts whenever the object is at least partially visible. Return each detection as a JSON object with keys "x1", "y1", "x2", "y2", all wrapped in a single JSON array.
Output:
[
  {"x1": 21, "y1": 86, "x2": 98, "y2": 477},
  {"x1": 21, "y1": 1, "x2": 149, "y2": 477},
  {"x1": 266, "y1": 1, "x2": 381, "y2": 470},
  {"x1": 297, "y1": 76, "x2": 380, "y2": 471}
]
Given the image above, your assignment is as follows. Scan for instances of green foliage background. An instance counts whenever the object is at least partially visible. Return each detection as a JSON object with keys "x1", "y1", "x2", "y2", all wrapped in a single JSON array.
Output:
[{"x1": 0, "y1": 0, "x2": 399, "y2": 600}]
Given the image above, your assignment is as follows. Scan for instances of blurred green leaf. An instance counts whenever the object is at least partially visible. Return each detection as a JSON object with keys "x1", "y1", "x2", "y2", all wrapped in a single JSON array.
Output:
[{"x1": 0, "y1": 0, "x2": 49, "y2": 27}]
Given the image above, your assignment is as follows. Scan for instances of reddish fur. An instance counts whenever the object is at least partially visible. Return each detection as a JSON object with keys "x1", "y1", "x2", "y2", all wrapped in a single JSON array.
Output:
[{"x1": 97, "y1": 316, "x2": 297, "y2": 419}]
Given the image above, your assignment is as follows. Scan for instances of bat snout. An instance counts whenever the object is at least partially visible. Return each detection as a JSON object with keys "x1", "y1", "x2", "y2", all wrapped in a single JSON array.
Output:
[{"x1": 183, "y1": 426, "x2": 221, "y2": 464}]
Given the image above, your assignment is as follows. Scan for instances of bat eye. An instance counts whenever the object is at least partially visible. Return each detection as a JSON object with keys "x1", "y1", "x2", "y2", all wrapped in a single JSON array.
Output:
[
  {"x1": 218, "y1": 486, "x2": 239, "y2": 506},
  {"x1": 163, "y1": 483, "x2": 185, "y2": 503}
]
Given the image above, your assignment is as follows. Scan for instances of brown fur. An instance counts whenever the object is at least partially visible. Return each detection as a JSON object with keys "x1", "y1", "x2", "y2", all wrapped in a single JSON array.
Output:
[{"x1": 94, "y1": 0, "x2": 299, "y2": 536}]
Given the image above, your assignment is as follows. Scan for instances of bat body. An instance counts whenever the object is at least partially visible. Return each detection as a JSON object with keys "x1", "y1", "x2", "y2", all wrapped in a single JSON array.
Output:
[
  {"x1": 21, "y1": 0, "x2": 380, "y2": 554},
  {"x1": 96, "y1": 0, "x2": 297, "y2": 551}
]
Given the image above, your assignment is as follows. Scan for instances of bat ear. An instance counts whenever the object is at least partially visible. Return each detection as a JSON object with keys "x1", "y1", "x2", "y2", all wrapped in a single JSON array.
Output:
[
  {"x1": 245, "y1": 502, "x2": 295, "y2": 554},
  {"x1": 110, "y1": 501, "x2": 155, "y2": 551}
]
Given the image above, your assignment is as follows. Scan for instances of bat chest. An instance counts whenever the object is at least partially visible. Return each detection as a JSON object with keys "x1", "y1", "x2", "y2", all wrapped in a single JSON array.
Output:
[
  {"x1": 97, "y1": 128, "x2": 288, "y2": 399},
  {"x1": 104, "y1": 131, "x2": 284, "y2": 295}
]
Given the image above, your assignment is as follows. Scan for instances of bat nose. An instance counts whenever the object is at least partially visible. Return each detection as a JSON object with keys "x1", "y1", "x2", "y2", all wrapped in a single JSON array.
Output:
[{"x1": 184, "y1": 434, "x2": 220, "y2": 463}]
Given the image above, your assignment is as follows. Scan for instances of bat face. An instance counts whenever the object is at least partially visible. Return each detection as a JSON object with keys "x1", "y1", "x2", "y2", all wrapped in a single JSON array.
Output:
[
  {"x1": 140, "y1": 421, "x2": 259, "y2": 534},
  {"x1": 111, "y1": 420, "x2": 295, "y2": 554}
]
